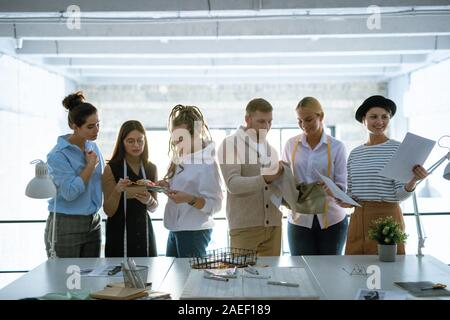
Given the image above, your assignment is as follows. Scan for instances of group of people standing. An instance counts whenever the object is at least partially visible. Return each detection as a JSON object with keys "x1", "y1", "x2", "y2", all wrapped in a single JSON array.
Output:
[{"x1": 44, "y1": 91, "x2": 428, "y2": 259}]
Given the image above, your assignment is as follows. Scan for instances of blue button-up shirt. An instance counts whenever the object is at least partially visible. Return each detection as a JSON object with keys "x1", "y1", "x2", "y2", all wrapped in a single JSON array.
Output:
[{"x1": 47, "y1": 134, "x2": 104, "y2": 215}]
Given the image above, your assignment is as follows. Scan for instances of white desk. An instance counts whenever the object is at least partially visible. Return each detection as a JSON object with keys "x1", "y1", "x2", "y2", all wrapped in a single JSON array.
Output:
[
  {"x1": 158, "y1": 255, "x2": 326, "y2": 300},
  {"x1": 0, "y1": 257, "x2": 174, "y2": 300},
  {"x1": 302, "y1": 255, "x2": 450, "y2": 300},
  {"x1": 0, "y1": 255, "x2": 449, "y2": 300}
]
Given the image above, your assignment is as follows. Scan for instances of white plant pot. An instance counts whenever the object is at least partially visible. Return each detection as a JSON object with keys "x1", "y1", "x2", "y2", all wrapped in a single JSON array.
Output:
[{"x1": 377, "y1": 244, "x2": 397, "y2": 262}]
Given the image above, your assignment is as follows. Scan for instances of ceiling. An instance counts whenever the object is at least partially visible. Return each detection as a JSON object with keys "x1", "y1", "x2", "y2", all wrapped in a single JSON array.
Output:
[{"x1": 1, "y1": 0, "x2": 450, "y2": 84}]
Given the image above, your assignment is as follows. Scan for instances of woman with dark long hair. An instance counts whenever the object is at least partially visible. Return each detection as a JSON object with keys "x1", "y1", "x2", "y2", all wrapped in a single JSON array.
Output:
[{"x1": 102, "y1": 120, "x2": 158, "y2": 257}]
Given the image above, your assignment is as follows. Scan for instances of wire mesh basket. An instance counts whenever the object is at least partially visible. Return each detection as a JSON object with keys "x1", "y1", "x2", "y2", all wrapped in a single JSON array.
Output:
[{"x1": 189, "y1": 247, "x2": 257, "y2": 269}]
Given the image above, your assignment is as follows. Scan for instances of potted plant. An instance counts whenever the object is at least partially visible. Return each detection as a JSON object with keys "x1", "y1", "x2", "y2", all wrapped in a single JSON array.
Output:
[{"x1": 368, "y1": 216, "x2": 408, "y2": 262}]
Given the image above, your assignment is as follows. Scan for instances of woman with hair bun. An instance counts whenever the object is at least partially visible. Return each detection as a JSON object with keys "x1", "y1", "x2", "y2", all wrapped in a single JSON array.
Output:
[{"x1": 46, "y1": 91, "x2": 104, "y2": 258}]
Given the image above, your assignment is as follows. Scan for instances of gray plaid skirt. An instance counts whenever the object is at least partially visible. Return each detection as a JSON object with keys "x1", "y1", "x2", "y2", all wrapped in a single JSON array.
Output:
[{"x1": 44, "y1": 212, "x2": 101, "y2": 258}]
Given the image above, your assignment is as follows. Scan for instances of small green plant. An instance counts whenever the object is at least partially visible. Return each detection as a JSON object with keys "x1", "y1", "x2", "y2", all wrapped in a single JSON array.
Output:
[{"x1": 368, "y1": 216, "x2": 408, "y2": 245}]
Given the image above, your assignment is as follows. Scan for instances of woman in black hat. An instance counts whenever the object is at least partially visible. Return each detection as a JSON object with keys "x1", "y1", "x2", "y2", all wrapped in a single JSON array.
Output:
[{"x1": 338, "y1": 95, "x2": 428, "y2": 255}]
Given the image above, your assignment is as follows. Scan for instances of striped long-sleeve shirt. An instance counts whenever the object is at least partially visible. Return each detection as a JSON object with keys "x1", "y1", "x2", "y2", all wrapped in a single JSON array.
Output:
[{"x1": 347, "y1": 139, "x2": 412, "y2": 202}]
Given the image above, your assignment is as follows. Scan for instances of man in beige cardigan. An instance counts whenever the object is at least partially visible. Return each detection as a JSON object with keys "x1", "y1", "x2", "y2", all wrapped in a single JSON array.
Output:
[{"x1": 218, "y1": 98, "x2": 284, "y2": 256}]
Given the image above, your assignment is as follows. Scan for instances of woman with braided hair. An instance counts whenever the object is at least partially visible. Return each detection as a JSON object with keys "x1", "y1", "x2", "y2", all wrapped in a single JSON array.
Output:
[{"x1": 158, "y1": 105, "x2": 223, "y2": 257}]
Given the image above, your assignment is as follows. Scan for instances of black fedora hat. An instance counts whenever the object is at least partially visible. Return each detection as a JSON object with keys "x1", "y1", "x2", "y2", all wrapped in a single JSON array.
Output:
[{"x1": 355, "y1": 95, "x2": 397, "y2": 123}]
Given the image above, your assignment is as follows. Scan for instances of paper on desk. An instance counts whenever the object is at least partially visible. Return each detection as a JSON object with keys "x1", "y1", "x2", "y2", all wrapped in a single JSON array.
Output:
[
  {"x1": 379, "y1": 132, "x2": 435, "y2": 183},
  {"x1": 180, "y1": 267, "x2": 321, "y2": 300},
  {"x1": 315, "y1": 170, "x2": 361, "y2": 207}
]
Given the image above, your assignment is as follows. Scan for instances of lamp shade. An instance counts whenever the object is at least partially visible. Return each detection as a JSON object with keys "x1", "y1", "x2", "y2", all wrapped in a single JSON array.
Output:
[
  {"x1": 418, "y1": 180, "x2": 441, "y2": 198},
  {"x1": 444, "y1": 162, "x2": 450, "y2": 180},
  {"x1": 25, "y1": 160, "x2": 56, "y2": 199}
]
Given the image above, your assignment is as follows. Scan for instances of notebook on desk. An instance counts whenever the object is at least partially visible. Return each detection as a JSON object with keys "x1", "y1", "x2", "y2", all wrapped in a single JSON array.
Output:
[
  {"x1": 180, "y1": 267, "x2": 321, "y2": 300},
  {"x1": 90, "y1": 287, "x2": 148, "y2": 300},
  {"x1": 395, "y1": 281, "x2": 450, "y2": 298},
  {"x1": 91, "y1": 282, "x2": 169, "y2": 300}
]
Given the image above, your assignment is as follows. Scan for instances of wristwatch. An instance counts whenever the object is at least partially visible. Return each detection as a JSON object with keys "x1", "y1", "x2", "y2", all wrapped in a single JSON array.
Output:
[{"x1": 188, "y1": 196, "x2": 197, "y2": 206}]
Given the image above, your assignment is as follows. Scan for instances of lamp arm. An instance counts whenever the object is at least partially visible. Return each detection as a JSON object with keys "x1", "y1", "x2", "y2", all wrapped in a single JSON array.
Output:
[
  {"x1": 426, "y1": 151, "x2": 450, "y2": 175},
  {"x1": 49, "y1": 199, "x2": 57, "y2": 259},
  {"x1": 414, "y1": 151, "x2": 450, "y2": 188},
  {"x1": 412, "y1": 150, "x2": 449, "y2": 257},
  {"x1": 412, "y1": 192, "x2": 425, "y2": 257}
]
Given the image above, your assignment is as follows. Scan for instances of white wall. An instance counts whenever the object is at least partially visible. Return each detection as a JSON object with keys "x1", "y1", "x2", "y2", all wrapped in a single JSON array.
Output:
[
  {"x1": 0, "y1": 54, "x2": 75, "y2": 272},
  {"x1": 0, "y1": 54, "x2": 76, "y2": 220}
]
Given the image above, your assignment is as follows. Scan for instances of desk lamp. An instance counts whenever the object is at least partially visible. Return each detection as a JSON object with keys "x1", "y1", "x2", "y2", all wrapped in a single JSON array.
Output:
[
  {"x1": 25, "y1": 160, "x2": 57, "y2": 259},
  {"x1": 418, "y1": 180, "x2": 441, "y2": 198}
]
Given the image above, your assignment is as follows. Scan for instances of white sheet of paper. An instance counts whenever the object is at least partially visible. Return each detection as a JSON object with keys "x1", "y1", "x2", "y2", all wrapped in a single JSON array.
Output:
[
  {"x1": 180, "y1": 267, "x2": 321, "y2": 299},
  {"x1": 270, "y1": 193, "x2": 282, "y2": 208},
  {"x1": 355, "y1": 288, "x2": 407, "y2": 300},
  {"x1": 315, "y1": 170, "x2": 361, "y2": 207},
  {"x1": 379, "y1": 132, "x2": 435, "y2": 183},
  {"x1": 270, "y1": 163, "x2": 300, "y2": 210}
]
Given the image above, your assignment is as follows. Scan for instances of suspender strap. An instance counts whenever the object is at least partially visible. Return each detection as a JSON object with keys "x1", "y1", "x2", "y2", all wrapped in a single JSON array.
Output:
[
  {"x1": 123, "y1": 160, "x2": 150, "y2": 257},
  {"x1": 323, "y1": 139, "x2": 331, "y2": 229},
  {"x1": 291, "y1": 137, "x2": 302, "y2": 176}
]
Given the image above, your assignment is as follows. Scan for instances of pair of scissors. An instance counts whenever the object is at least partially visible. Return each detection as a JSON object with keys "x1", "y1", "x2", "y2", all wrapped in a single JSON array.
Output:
[
  {"x1": 108, "y1": 265, "x2": 121, "y2": 276},
  {"x1": 421, "y1": 283, "x2": 447, "y2": 290}
]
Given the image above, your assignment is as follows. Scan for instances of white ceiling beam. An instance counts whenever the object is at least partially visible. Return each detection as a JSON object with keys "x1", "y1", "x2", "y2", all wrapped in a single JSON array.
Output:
[
  {"x1": 1, "y1": 15, "x2": 450, "y2": 40},
  {"x1": 42, "y1": 54, "x2": 426, "y2": 69},
  {"x1": 15, "y1": 36, "x2": 450, "y2": 57},
  {"x1": 1, "y1": 0, "x2": 449, "y2": 13},
  {"x1": 2, "y1": 1, "x2": 449, "y2": 85},
  {"x1": 217, "y1": 15, "x2": 450, "y2": 39},
  {"x1": 76, "y1": 75, "x2": 387, "y2": 85},
  {"x1": 64, "y1": 66, "x2": 401, "y2": 77},
  {"x1": 0, "y1": 0, "x2": 209, "y2": 13},
  {"x1": 258, "y1": 0, "x2": 450, "y2": 11}
]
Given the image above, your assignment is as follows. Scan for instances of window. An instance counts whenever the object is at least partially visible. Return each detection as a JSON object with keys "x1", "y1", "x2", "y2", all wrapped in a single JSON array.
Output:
[{"x1": 145, "y1": 126, "x2": 334, "y2": 255}]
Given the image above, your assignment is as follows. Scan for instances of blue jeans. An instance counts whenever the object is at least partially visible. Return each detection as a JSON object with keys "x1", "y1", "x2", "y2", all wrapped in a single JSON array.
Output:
[
  {"x1": 166, "y1": 229, "x2": 212, "y2": 258},
  {"x1": 288, "y1": 215, "x2": 348, "y2": 255}
]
